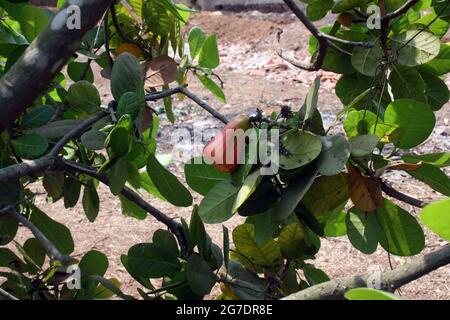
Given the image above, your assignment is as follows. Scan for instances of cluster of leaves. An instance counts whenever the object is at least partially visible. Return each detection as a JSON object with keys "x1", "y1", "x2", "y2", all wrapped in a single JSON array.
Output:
[{"x1": 0, "y1": 0, "x2": 449, "y2": 300}]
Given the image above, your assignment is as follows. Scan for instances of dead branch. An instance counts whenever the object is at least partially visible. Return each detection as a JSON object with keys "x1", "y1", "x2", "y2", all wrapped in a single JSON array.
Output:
[{"x1": 283, "y1": 245, "x2": 450, "y2": 300}]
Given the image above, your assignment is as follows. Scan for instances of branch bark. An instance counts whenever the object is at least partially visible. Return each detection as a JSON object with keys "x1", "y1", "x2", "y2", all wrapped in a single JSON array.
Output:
[
  {"x1": 0, "y1": 0, "x2": 114, "y2": 133},
  {"x1": 3, "y1": 210, "x2": 70, "y2": 264},
  {"x1": 283, "y1": 245, "x2": 450, "y2": 300},
  {"x1": 278, "y1": 0, "x2": 372, "y2": 71},
  {"x1": 60, "y1": 159, "x2": 188, "y2": 256}
]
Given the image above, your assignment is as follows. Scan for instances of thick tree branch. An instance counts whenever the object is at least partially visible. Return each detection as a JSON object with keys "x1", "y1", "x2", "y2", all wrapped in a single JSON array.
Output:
[
  {"x1": 0, "y1": 0, "x2": 114, "y2": 134},
  {"x1": 283, "y1": 245, "x2": 450, "y2": 300}
]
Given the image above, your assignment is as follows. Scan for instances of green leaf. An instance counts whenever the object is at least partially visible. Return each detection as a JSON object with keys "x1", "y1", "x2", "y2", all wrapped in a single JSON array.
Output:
[
  {"x1": 232, "y1": 224, "x2": 282, "y2": 271},
  {"x1": 345, "y1": 288, "x2": 401, "y2": 300},
  {"x1": 317, "y1": 135, "x2": 351, "y2": 176},
  {"x1": 246, "y1": 210, "x2": 280, "y2": 246},
  {"x1": 402, "y1": 152, "x2": 450, "y2": 168},
  {"x1": 127, "y1": 243, "x2": 181, "y2": 278},
  {"x1": 146, "y1": 154, "x2": 192, "y2": 207},
  {"x1": 343, "y1": 110, "x2": 378, "y2": 138},
  {"x1": 198, "y1": 180, "x2": 239, "y2": 224},
  {"x1": 24, "y1": 120, "x2": 82, "y2": 139},
  {"x1": 303, "y1": 264, "x2": 330, "y2": 285},
  {"x1": 10, "y1": 4, "x2": 49, "y2": 42},
  {"x1": 232, "y1": 170, "x2": 262, "y2": 213},
  {"x1": 67, "y1": 62, "x2": 94, "y2": 83},
  {"x1": 420, "y1": 198, "x2": 450, "y2": 241},
  {"x1": 278, "y1": 223, "x2": 307, "y2": 259},
  {"x1": 186, "y1": 254, "x2": 216, "y2": 296},
  {"x1": 349, "y1": 134, "x2": 379, "y2": 157},
  {"x1": 279, "y1": 131, "x2": 322, "y2": 170},
  {"x1": 306, "y1": 0, "x2": 334, "y2": 21},
  {"x1": 433, "y1": 0, "x2": 450, "y2": 21},
  {"x1": 152, "y1": 229, "x2": 179, "y2": 257},
  {"x1": 375, "y1": 199, "x2": 425, "y2": 256},
  {"x1": 195, "y1": 73, "x2": 226, "y2": 103},
  {"x1": 418, "y1": 69, "x2": 450, "y2": 111},
  {"x1": 22, "y1": 105, "x2": 54, "y2": 129},
  {"x1": 81, "y1": 130, "x2": 106, "y2": 151},
  {"x1": 119, "y1": 195, "x2": 147, "y2": 220},
  {"x1": 383, "y1": 99, "x2": 435, "y2": 149},
  {"x1": 199, "y1": 34, "x2": 220, "y2": 69},
  {"x1": 29, "y1": 205, "x2": 74, "y2": 255},
  {"x1": 184, "y1": 157, "x2": 230, "y2": 195},
  {"x1": 108, "y1": 158, "x2": 128, "y2": 196},
  {"x1": 0, "y1": 216, "x2": 19, "y2": 246},
  {"x1": 111, "y1": 53, "x2": 144, "y2": 100},
  {"x1": 80, "y1": 251, "x2": 108, "y2": 278},
  {"x1": 302, "y1": 173, "x2": 349, "y2": 216},
  {"x1": 274, "y1": 168, "x2": 318, "y2": 221},
  {"x1": 346, "y1": 207, "x2": 379, "y2": 254},
  {"x1": 67, "y1": 81, "x2": 101, "y2": 114},
  {"x1": 389, "y1": 65, "x2": 426, "y2": 102},
  {"x1": 108, "y1": 127, "x2": 130, "y2": 157},
  {"x1": 336, "y1": 73, "x2": 374, "y2": 106},
  {"x1": 407, "y1": 163, "x2": 450, "y2": 196},
  {"x1": 304, "y1": 76, "x2": 321, "y2": 122},
  {"x1": 420, "y1": 43, "x2": 450, "y2": 75},
  {"x1": 351, "y1": 41, "x2": 384, "y2": 76},
  {"x1": 238, "y1": 182, "x2": 280, "y2": 217},
  {"x1": 94, "y1": 278, "x2": 122, "y2": 300},
  {"x1": 43, "y1": 172, "x2": 64, "y2": 200},
  {"x1": 82, "y1": 184, "x2": 100, "y2": 222},
  {"x1": 189, "y1": 27, "x2": 206, "y2": 59},
  {"x1": 391, "y1": 30, "x2": 440, "y2": 66},
  {"x1": 12, "y1": 134, "x2": 48, "y2": 159},
  {"x1": 332, "y1": 0, "x2": 371, "y2": 13},
  {"x1": 23, "y1": 238, "x2": 46, "y2": 270},
  {"x1": 116, "y1": 91, "x2": 143, "y2": 120}
]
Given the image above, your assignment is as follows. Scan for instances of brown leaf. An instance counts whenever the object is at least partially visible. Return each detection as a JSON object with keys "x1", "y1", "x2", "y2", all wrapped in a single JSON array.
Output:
[
  {"x1": 347, "y1": 165, "x2": 382, "y2": 212},
  {"x1": 144, "y1": 55, "x2": 178, "y2": 88},
  {"x1": 386, "y1": 162, "x2": 423, "y2": 172}
]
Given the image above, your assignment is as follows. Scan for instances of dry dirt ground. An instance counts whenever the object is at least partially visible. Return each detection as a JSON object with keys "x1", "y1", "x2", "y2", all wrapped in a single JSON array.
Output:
[{"x1": 13, "y1": 11, "x2": 450, "y2": 299}]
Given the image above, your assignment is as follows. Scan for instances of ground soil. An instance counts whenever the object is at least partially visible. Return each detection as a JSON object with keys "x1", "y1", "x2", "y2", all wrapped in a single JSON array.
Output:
[{"x1": 12, "y1": 11, "x2": 450, "y2": 300}]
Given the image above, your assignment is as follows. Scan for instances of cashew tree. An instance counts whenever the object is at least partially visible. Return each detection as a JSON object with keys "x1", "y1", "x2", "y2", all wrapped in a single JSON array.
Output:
[{"x1": 0, "y1": 0, "x2": 449, "y2": 300}]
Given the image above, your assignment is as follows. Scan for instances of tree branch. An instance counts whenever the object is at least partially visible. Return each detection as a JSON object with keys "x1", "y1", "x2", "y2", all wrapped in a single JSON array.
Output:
[
  {"x1": 278, "y1": 0, "x2": 372, "y2": 71},
  {"x1": 283, "y1": 245, "x2": 450, "y2": 300},
  {"x1": 179, "y1": 87, "x2": 229, "y2": 124},
  {"x1": 381, "y1": 182, "x2": 426, "y2": 208},
  {"x1": 382, "y1": 0, "x2": 419, "y2": 21},
  {"x1": 49, "y1": 111, "x2": 109, "y2": 157},
  {"x1": 60, "y1": 159, "x2": 188, "y2": 256},
  {"x1": 110, "y1": 3, "x2": 151, "y2": 58},
  {"x1": 0, "y1": 0, "x2": 114, "y2": 134},
  {"x1": 0, "y1": 288, "x2": 19, "y2": 301},
  {"x1": 4, "y1": 209, "x2": 70, "y2": 264}
]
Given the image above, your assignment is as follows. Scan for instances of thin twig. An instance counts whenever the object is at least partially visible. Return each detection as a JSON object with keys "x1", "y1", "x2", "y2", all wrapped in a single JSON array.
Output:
[
  {"x1": 50, "y1": 111, "x2": 109, "y2": 157},
  {"x1": 381, "y1": 182, "x2": 426, "y2": 208},
  {"x1": 382, "y1": 0, "x2": 419, "y2": 21},
  {"x1": 110, "y1": 4, "x2": 151, "y2": 58},
  {"x1": 180, "y1": 87, "x2": 229, "y2": 124}
]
